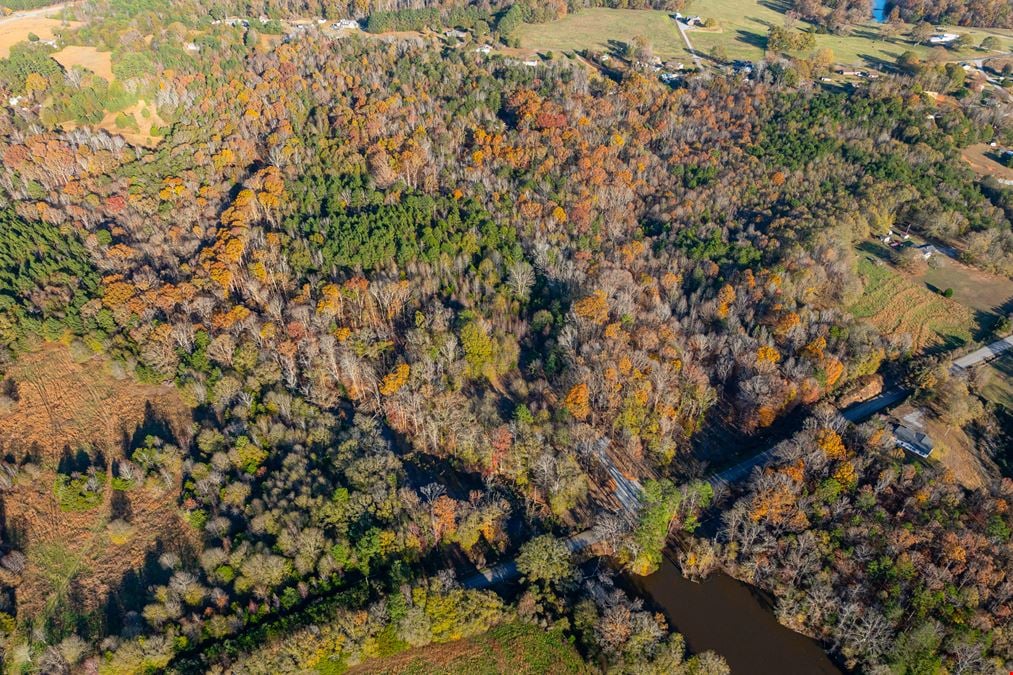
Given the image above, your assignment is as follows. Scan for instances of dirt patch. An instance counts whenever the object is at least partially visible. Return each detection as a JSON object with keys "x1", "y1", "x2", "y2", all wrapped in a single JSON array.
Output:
[
  {"x1": 0, "y1": 343, "x2": 193, "y2": 624},
  {"x1": 52, "y1": 44, "x2": 113, "y2": 80},
  {"x1": 961, "y1": 143, "x2": 1013, "y2": 182}
]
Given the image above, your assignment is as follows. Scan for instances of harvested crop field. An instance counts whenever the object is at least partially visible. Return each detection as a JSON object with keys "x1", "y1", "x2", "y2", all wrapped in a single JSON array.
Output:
[
  {"x1": 850, "y1": 256, "x2": 974, "y2": 353},
  {"x1": 0, "y1": 343, "x2": 193, "y2": 628},
  {"x1": 52, "y1": 45, "x2": 114, "y2": 81}
]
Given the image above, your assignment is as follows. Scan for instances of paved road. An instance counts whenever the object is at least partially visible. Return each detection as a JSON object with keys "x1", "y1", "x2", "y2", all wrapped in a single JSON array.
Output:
[
  {"x1": 0, "y1": 1, "x2": 74, "y2": 23},
  {"x1": 952, "y1": 334, "x2": 1013, "y2": 372},
  {"x1": 596, "y1": 446, "x2": 643, "y2": 514},
  {"x1": 463, "y1": 382, "x2": 910, "y2": 589},
  {"x1": 839, "y1": 386, "x2": 909, "y2": 423},
  {"x1": 674, "y1": 18, "x2": 703, "y2": 70}
]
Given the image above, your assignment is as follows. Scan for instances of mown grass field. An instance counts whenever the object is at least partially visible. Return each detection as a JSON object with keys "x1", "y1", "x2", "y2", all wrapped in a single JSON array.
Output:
[
  {"x1": 682, "y1": 0, "x2": 1013, "y2": 65},
  {"x1": 515, "y1": 8, "x2": 691, "y2": 59},
  {"x1": 515, "y1": 1, "x2": 1013, "y2": 68},
  {"x1": 849, "y1": 256, "x2": 975, "y2": 352},
  {"x1": 980, "y1": 351, "x2": 1013, "y2": 410},
  {"x1": 348, "y1": 623, "x2": 590, "y2": 675}
]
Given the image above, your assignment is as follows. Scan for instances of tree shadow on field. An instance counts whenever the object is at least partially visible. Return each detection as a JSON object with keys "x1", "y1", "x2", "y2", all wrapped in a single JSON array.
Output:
[
  {"x1": 102, "y1": 541, "x2": 187, "y2": 638},
  {"x1": 110, "y1": 490, "x2": 132, "y2": 521},
  {"x1": 851, "y1": 27, "x2": 882, "y2": 41},
  {"x1": 57, "y1": 445, "x2": 93, "y2": 475},
  {"x1": 972, "y1": 308, "x2": 1002, "y2": 342},
  {"x1": 735, "y1": 29, "x2": 769, "y2": 51},
  {"x1": 759, "y1": 0, "x2": 793, "y2": 14},
  {"x1": 858, "y1": 51, "x2": 901, "y2": 72},
  {"x1": 125, "y1": 401, "x2": 179, "y2": 457},
  {"x1": 606, "y1": 38, "x2": 628, "y2": 58}
]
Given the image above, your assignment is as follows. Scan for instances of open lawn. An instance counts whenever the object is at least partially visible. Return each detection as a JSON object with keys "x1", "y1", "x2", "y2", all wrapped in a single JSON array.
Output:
[
  {"x1": 917, "y1": 256, "x2": 1013, "y2": 319},
  {"x1": 516, "y1": 1, "x2": 1013, "y2": 70},
  {"x1": 0, "y1": 343, "x2": 193, "y2": 629},
  {"x1": 890, "y1": 404, "x2": 989, "y2": 489},
  {"x1": 850, "y1": 255, "x2": 976, "y2": 352},
  {"x1": 857, "y1": 239, "x2": 1013, "y2": 330},
  {"x1": 348, "y1": 623, "x2": 590, "y2": 675},
  {"x1": 980, "y1": 351, "x2": 1013, "y2": 410},
  {"x1": 515, "y1": 8, "x2": 691, "y2": 60},
  {"x1": 682, "y1": 0, "x2": 1013, "y2": 66}
]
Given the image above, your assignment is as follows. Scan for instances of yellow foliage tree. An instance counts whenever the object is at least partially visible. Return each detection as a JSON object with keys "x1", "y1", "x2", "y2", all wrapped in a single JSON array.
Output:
[
  {"x1": 573, "y1": 290, "x2": 608, "y2": 324},
  {"x1": 816, "y1": 428, "x2": 847, "y2": 460},
  {"x1": 716, "y1": 284, "x2": 735, "y2": 319},
  {"x1": 564, "y1": 382, "x2": 591, "y2": 420},
  {"x1": 379, "y1": 363, "x2": 410, "y2": 396},
  {"x1": 756, "y1": 345, "x2": 781, "y2": 365}
]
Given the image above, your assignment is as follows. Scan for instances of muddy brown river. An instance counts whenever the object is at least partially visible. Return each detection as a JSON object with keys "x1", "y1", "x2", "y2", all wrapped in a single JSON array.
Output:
[{"x1": 629, "y1": 558, "x2": 842, "y2": 674}]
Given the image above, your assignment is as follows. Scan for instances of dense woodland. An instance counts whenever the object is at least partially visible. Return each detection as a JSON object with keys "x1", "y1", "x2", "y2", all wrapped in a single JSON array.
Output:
[
  {"x1": 0, "y1": 0, "x2": 1009, "y2": 672},
  {"x1": 708, "y1": 413, "x2": 1013, "y2": 673}
]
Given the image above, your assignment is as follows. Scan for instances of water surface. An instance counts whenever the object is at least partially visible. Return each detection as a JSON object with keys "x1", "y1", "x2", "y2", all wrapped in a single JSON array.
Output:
[
  {"x1": 872, "y1": 0, "x2": 889, "y2": 22},
  {"x1": 629, "y1": 559, "x2": 842, "y2": 675}
]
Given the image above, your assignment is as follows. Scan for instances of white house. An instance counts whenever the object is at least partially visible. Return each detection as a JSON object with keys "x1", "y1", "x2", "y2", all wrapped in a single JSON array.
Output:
[
  {"x1": 892, "y1": 423, "x2": 934, "y2": 458},
  {"x1": 928, "y1": 33, "x2": 959, "y2": 44}
]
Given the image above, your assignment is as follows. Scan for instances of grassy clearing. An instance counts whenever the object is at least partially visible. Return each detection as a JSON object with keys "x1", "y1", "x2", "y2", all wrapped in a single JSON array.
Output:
[
  {"x1": 0, "y1": 10, "x2": 77, "y2": 58},
  {"x1": 515, "y1": 8, "x2": 691, "y2": 59},
  {"x1": 980, "y1": 351, "x2": 1013, "y2": 410},
  {"x1": 850, "y1": 255, "x2": 975, "y2": 352},
  {"x1": 61, "y1": 98, "x2": 167, "y2": 148},
  {"x1": 917, "y1": 257, "x2": 1013, "y2": 319},
  {"x1": 515, "y1": 2, "x2": 1013, "y2": 69},
  {"x1": 348, "y1": 623, "x2": 590, "y2": 675},
  {"x1": 683, "y1": 0, "x2": 1013, "y2": 65}
]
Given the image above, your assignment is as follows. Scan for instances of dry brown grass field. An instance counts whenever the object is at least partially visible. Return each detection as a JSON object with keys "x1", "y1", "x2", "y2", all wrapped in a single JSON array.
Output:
[
  {"x1": 0, "y1": 343, "x2": 193, "y2": 624},
  {"x1": 51, "y1": 44, "x2": 113, "y2": 80}
]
